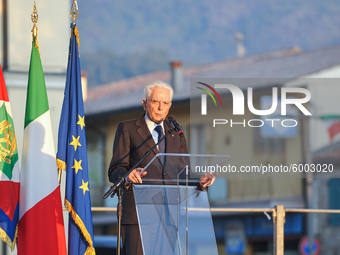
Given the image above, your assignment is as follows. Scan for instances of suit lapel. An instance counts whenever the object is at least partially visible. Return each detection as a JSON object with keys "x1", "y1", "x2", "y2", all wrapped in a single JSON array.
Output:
[
  {"x1": 164, "y1": 120, "x2": 174, "y2": 154},
  {"x1": 135, "y1": 115, "x2": 159, "y2": 155}
]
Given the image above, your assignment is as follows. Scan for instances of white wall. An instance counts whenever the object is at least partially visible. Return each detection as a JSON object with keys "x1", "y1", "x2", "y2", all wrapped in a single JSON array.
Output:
[{"x1": 8, "y1": 0, "x2": 70, "y2": 72}]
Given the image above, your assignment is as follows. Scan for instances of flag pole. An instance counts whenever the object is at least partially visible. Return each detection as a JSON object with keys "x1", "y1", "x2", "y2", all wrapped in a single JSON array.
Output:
[
  {"x1": 70, "y1": 0, "x2": 79, "y2": 25},
  {"x1": 31, "y1": 2, "x2": 38, "y2": 37},
  {"x1": 31, "y1": 1, "x2": 40, "y2": 56},
  {"x1": 56, "y1": 0, "x2": 80, "y2": 185}
]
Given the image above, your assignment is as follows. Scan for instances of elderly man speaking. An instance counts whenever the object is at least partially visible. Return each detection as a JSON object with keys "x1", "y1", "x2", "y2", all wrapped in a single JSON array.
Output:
[{"x1": 108, "y1": 80, "x2": 215, "y2": 255}]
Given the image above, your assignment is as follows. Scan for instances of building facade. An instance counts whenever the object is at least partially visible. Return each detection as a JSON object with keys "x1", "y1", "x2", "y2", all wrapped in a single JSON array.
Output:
[{"x1": 85, "y1": 45, "x2": 340, "y2": 254}]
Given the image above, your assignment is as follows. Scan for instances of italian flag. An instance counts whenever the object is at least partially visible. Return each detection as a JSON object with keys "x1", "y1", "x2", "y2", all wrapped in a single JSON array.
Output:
[
  {"x1": 0, "y1": 64, "x2": 20, "y2": 251},
  {"x1": 18, "y1": 35, "x2": 67, "y2": 255},
  {"x1": 321, "y1": 115, "x2": 340, "y2": 141}
]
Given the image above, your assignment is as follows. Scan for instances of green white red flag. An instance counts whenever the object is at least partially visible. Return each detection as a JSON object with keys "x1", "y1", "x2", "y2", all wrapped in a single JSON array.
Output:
[{"x1": 18, "y1": 34, "x2": 67, "y2": 255}]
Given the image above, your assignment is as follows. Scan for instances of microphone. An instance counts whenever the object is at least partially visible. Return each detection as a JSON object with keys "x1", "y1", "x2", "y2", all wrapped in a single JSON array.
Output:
[{"x1": 168, "y1": 115, "x2": 184, "y2": 137}]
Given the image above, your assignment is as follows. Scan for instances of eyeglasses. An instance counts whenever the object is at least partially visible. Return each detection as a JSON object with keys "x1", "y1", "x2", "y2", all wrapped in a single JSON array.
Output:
[{"x1": 147, "y1": 99, "x2": 171, "y2": 107}]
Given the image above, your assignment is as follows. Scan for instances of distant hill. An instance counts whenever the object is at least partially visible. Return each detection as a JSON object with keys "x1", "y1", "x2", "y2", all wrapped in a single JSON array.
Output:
[{"x1": 77, "y1": 0, "x2": 340, "y2": 87}]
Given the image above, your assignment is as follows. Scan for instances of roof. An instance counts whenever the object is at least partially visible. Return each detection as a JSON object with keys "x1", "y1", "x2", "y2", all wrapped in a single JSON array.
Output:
[{"x1": 85, "y1": 45, "x2": 340, "y2": 116}]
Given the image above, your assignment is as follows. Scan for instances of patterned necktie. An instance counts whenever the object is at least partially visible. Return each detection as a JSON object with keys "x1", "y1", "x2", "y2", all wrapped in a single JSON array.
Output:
[{"x1": 154, "y1": 125, "x2": 165, "y2": 154}]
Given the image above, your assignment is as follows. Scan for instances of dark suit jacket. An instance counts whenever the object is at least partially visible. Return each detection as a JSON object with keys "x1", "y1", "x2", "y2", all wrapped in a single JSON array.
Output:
[{"x1": 108, "y1": 114, "x2": 188, "y2": 224}]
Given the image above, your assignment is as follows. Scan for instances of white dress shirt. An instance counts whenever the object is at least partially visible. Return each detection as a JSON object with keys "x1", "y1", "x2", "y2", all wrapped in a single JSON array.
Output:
[{"x1": 144, "y1": 114, "x2": 164, "y2": 149}]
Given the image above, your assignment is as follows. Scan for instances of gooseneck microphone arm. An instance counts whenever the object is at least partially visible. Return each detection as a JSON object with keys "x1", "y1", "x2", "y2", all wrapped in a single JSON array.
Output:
[{"x1": 103, "y1": 126, "x2": 175, "y2": 199}]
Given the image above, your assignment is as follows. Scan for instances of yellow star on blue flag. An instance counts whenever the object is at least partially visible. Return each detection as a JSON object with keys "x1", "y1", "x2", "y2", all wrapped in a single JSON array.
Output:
[
  {"x1": 69, "y1": 135, "x2": 81, "y2": 151},
  {"x1": 79, "y1": 180, "x2": 89, "y2": 195},
  {"x1": 72, "y1": 159, "x2": 82, "y2": 174},
  {"x1": 77, "y1": 115, "x2": 85, "y2": 130}
]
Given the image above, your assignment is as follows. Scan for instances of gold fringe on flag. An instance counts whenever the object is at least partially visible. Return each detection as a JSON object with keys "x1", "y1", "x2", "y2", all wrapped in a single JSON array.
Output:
[
  {"x1": 65, "y1": 199, "x2": 95, "y2": 255},
  {"x1": 74, "y1": 26, "x2": 80, "y2": 49},
  {"x1": 34, "y1": 36, "x2": 41, "y2": 55},
  {"x1": 0, "y1": 225, "x2": 18, "y2": 251},
  {"x1": 56, "y1": 158, "x2": 66, "y2": 171}
]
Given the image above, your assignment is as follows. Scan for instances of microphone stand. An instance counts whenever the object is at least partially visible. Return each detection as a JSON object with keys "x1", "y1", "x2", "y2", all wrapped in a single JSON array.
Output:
[{"x1": 103, "y1": 127, "x2": 174, "y2": 255}]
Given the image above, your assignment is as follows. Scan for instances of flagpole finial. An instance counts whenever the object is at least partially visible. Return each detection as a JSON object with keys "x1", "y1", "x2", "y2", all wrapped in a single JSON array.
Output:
[
  {"x1": 31, "y1": 1, "x2": 38, "y2": 37},
  {"x1": 70, "y1": 0, "x2": 79, "y2": 25}
]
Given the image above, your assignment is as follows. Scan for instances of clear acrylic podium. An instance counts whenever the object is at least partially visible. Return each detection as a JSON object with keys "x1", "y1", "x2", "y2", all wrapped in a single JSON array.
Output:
[{"x1": 133, "y1": 153, "x2": 230, "y2": 255}]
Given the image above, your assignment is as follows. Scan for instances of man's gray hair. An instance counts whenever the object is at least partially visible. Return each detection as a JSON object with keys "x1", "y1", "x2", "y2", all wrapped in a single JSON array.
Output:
[{"x1": 144, "y1": 80, "x2": 174, "y2": 101}]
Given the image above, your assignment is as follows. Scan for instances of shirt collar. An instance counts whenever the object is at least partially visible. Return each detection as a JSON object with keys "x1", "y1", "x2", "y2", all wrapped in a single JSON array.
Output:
[{"x1": 144, "y1": 114, "x2": 164, "y2": 132}]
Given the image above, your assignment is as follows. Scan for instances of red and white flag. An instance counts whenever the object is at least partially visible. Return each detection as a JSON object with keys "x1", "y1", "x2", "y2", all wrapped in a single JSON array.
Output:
[{"x1": 321, "y1": 115, "x2": 340, "y2": 141}]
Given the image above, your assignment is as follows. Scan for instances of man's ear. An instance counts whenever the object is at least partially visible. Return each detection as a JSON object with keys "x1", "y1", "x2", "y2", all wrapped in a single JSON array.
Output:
[{"x1": 142, "y1": 99, "x2": 147, "y2": 110}]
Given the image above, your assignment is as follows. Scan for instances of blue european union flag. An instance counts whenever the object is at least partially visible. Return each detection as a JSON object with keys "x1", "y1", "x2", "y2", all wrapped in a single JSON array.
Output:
[{"x1": 57, "y1": 22, "x2": 95, "y2": 255}]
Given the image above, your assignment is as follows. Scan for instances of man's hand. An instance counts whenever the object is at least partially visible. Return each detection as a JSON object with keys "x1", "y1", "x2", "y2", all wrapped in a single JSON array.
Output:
[
  {"x1": 199, "y1": 173, "x2": 217, "y2": 187},
  {"x1": 127, "y1": 168, "x2": 147, "y2": 183}
]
